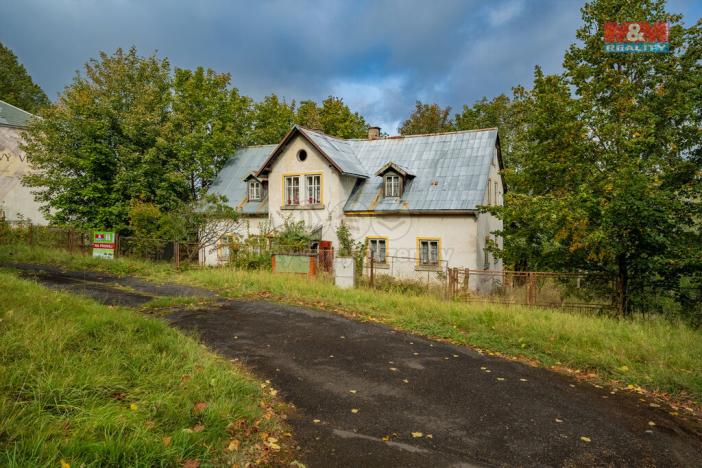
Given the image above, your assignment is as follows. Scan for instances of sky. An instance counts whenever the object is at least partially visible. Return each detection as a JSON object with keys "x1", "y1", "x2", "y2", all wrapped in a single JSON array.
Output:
[{"x1": 2, "y1": 0, "x2": 700, "y2": 135}]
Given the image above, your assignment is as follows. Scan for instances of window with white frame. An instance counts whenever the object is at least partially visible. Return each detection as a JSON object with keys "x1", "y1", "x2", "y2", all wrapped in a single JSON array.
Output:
[
  {"x1": 284, "y1": 176, "x2": 300, "y2": 205},
  {"x1": 248, "y1": 180, "x2": 261, "y2": 201},
  {"x1": 419, "y1": 239, "x2": 439, "y2": 266},
  {"x1": 367, "y1": 238, "x2": 387, "y2": 263},
  {"x1": 217, "y1": 234, "x2": 237, "y2": 261},
  {"x1": 306, "y1": 174, "x2": 321, "y2": 204},
  {"x1": 385, "y1": 174, "x2": 401, "y2": 197}
]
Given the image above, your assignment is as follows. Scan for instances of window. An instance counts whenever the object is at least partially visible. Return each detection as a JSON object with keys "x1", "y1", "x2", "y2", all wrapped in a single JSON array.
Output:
[
  {"x1": 284, "y1": 176, "x2": 300, "y2": 205},
  {"x1": 248, "y1": 180, "x2": 261, "y2": 201},
  {"x1": 367, "y1": 238, "x2": 387, "y2": 263},
  {"x1": 418, "y1": 238, "x2": 440, "y2": 266},
  {"x1": 297, "y1": 149, "x2": 307, "y2": 161},
  {"x1": 385, "y1": 174, "x2": 401, "y2": 197},
  {"x1": 217, "y1": 234, "x2": 237, "y2": 261},
  {"x1": 306, "y1": 174, "x2": 321, "y2": 204}
]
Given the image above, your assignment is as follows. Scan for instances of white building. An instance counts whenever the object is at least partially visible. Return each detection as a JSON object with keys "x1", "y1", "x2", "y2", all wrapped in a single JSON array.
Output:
[
  {"x1": 202, "y1": 125, "x2": 504, "y2": 281},
  {"x1": 0, "y1": 100, "x2": 47, "y2": 224}
]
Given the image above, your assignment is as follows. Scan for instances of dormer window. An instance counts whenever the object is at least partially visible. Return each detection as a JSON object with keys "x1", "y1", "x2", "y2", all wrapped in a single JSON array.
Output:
[
  {"x1": 385, "y1": 174, "x2": 401, "y2": 197},
  {"x1": 248, "y1": 180, "x2": 262, "y2": 201},
  {"x1": 376, "y1": 161, "x2": 414, "y2": 199}
]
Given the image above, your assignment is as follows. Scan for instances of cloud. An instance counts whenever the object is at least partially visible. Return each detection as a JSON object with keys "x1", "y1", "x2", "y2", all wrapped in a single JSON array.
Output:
[
  {"x1": 487, "y1": 0, "x2": 525, "y2": 27},
  {"x1": 1, "y1": 0, "x2": 700, "y2": 136}
]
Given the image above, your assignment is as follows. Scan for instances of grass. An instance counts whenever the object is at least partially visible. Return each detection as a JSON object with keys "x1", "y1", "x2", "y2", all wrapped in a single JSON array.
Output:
[
  {"x1": 2, "y1": 243, "x2": 702, "y2": 406},
  {"x1": 0, "y1": 269, "x2": 288, "y2": 467}
]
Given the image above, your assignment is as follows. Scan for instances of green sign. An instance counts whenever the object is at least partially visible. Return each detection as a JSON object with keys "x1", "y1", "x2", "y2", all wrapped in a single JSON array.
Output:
[
  {"x1": 92, "y1": 231, "x2": 116, "y2": 259},
  {"x1": 275, "y1": 254, "x2": 310, "y2": 274}
]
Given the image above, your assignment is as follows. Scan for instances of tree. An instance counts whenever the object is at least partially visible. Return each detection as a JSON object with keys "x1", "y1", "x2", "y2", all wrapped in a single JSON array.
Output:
[
  {"x1": 248, "y1": 94, "x2": 295, "y2": 145},
  {"x1": 167, "y1": 67, "x2": 252, "y2": 202},
  {"x1": 0, "y1": 42, "x2": 49, "y2": 113},
  {"x1": 318, "y1": 96, "x2": 368, "y2": 138},
  {"x1": 398, "y1": 101, "x2": 453, "y2": 135},
  {"x1": 491, "y1": 0, "x2": 702, "y2": 316},
  {"x1": 23, "y1": 47, "x2": 173, "y2": 230},
  {"x1": 295, "y1": 100, "x2": 322, "y2": 130}
]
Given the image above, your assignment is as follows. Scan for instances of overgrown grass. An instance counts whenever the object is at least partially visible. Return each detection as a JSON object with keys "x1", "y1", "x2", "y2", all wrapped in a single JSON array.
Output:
[
  {"x1": 0, "y1": 269, "x2": 286, "y2": 467},
  {"x1": 2, "y1": 243, "x2": 701, "y2": 405}
]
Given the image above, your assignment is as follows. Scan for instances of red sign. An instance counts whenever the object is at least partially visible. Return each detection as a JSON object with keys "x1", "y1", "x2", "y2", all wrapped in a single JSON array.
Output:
[
  {"x1": 93, "y1": 242, "x2": 115, "y2": 249},
  {"x1": 604, "y1": 22, "x2": 668, "y2": 43}
]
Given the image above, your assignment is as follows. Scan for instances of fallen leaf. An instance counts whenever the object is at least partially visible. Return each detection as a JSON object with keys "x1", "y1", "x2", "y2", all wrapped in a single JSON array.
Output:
[
  {"x1": 145, "y1": 420, "x2": 156, "y2": 429},
  {"x1": 313, "y1": 419, "x2": 321, "y2": 424},
  {"x1": 648, "y1": 421, "x2": 656, "y2": 427},
  {"x1": 192, "y1": 423, "x2": 205, "y2": 433},
  {"x1": 480, "y1": 367, "x2": 487, "y2": 370},
  {"x1": 270, "y1": 389, "x2": 278, "y2": 397},
  {"x1": 389, "y1": 367, "x2": 398, "y2": 372},
  {"x1": 618, "y1": 365, "x2": 629, "y2": 373},
  {"x1": 402, "y1": 379, "x2": 409, "y2": 384},
  {"x1": 411, "y1": 432, "x2": 423, "y2": 438},
  {"x1": 180, "y1": 374, "x2": 192, "y2": 383},
  {"x1": 555, "y1": 418, "x2": 563, "y2": 423},
  {"x1": 519, "y1": 378, "x2": 528, "y2": 382},
  {"x1": 192, "y1": 402, "x2": 208, "y2": 413},
  {"x1": 351, "y1": 409, "x2": 359, "y2": 414},
  {"x1": 163, "y1": 436, "x2": 172, "y2": 446},
  {"x1": 349, "y1": 390, "x2": 357, "y2": 394},
  {"x1": 382, "y1": 435, "x2": 390, "y2": 441},
  {"x1": 183, "y1": 460, "x2": 200, "y2": 468},
  {"x1": 60, "y1": 460, "x2": 70, "y2": 468},
  {"x1": 496, "y1": 377, "x2": 505, "y2": 381},
  {"x1": 268, "y1": 442, "x2": 281, "y2": 450},
  {"x1": 580, "y1": 436, "x2": 591, "y2": 443},
  {"x1": 452, "y1": 354, "x2": 459, "y2": 358},
  {"x1": 129, "y1": 403, "x2": 138, "y2": 411}
]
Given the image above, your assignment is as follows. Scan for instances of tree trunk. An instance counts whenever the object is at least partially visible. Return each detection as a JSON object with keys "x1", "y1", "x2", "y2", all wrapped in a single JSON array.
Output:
[{"x1": 616, "y1": 254, "x2": 629, "y2": 316}]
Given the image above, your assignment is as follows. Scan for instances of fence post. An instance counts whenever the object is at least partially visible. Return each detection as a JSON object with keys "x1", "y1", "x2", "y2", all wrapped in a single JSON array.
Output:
[
  {"x1": 464, "y1": 268, "x2": 470, "y2": 294},
  {"x1": 174, "y1": 241, "x2": 180, "y2": 269},
  {"x1": 28, "y1": 223, "x2": 33, "y2": 246},
  {"x1": 369, "y1": 250, "x2": 374, "y2": 287},
  {"x1": 527, "y1": 272, "x2": 536, "y2": 306}
]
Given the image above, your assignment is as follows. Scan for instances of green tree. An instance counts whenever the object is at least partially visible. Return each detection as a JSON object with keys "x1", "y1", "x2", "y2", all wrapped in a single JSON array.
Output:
[
  {"x1": 295, "y1": 100, "x2": 322, "y2": 130},
  {"x1": 0, "y1": 42, "x2": 49, "y2": 113},
  {"x1": 399, "y1": 101, "x2": 453, "y2": 135},
  {"x1": 23, "y1": 47, "x2": 173, "y2": 230},
  {"x1": 249, "y1": 94, "x2": 295, "y2": 144},
  {"x1": 318, "y1": 96, "x2": 368, "y2": 138},
  {"x1": 492, "y1": 0, "x2": 702, "y2": 316},
  {"x1": 167, "y1": 67, "x2": 252, "y2": 201}
]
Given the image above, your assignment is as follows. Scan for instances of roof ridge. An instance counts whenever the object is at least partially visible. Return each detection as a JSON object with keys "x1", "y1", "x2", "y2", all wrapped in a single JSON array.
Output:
[{"x1": 0, "y1": 99, "x2": 35, "y2": 116}]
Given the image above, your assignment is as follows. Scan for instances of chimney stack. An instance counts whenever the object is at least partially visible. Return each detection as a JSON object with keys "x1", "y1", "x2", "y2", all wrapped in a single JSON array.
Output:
[{"x1": 368, "y1": 126, "x2": 381, "y2": 140}]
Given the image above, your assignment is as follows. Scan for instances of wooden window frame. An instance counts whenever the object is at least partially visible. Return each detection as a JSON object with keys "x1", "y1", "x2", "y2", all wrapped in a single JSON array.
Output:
[
  {"x1": 416, "y1": 237, "x2": 441, "y2": 268},
  {"x1": 248, "y1": 180, "x2": 262, "y2": 201},
  {"x1": 384, "y1": 174, "x2": 401, "y2": 198},
  {"x1": 366, "y1": 236, "x2": 388, "y2": 264}
]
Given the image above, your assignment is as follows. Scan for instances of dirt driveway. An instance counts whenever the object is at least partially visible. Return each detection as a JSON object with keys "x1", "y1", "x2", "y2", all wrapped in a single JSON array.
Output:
[{"x1": 11, "y1": 263, "x2": 702, "y2": 467}]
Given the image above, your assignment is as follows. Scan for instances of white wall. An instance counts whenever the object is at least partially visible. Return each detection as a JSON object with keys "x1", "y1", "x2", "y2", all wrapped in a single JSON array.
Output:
[
  {"x1": 344, "y1": 214, "x2": 477, "y2": 281},
  {"x1": 267, "y1": 135, "x2": 356, "y2": 247},
  {"x1": 0, "y1": 126, "x2": 47, "y2": 224}
]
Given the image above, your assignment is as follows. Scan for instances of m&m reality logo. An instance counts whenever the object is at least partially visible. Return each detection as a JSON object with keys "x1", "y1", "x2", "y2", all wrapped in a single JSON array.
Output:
[{"x1": 603, "y1": 22, "x2": 669, "y2": 53}]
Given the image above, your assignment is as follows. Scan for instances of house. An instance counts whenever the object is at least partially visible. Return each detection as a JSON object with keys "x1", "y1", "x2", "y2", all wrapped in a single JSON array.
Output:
[
  {"x1": 0, "y1": 100, "x2": 47, "y2": 224},
  {"x1": 202, "y1": 125, "x2": 504, "y2": 282}
]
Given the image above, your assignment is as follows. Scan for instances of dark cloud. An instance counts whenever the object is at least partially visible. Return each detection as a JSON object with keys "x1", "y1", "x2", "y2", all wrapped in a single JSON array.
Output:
[{"x1": 1, "y1": 0, "x2": 700, "y2": 134}]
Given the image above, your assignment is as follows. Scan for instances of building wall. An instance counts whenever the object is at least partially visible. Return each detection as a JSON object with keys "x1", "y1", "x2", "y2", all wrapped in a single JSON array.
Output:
[
  {"x1": 266, "y1": 135, "x2": 355, "y2": 247},
  {"x1": 0, "y1": 125, "x2": 47, "y2": 224},
  {"x1": 344, "y1": 214, "x2": 477, "y2": 281}
]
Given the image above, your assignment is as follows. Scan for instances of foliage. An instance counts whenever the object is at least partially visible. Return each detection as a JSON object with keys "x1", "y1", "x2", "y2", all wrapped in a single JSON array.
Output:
[
  {"x1": 167, "y1": 67, "x2": 253, "y2": 201},
  {"x1": 399, "y1": 101, "x2": 453, "y2": 135},
  {"x1": 21, "y1": 48, "x2": 252, "y2": 231},
  {"x1": 0, "y1": 42, "x2": 49, "y2": 113},
  {"x1": 317, "y1": 96, "x2": 368, "y2": 138},
  {"x1": 295, "y1": 100, "x2": 322, "y2": 130},
  {"x1": 483, "y1": 0, "x2": 702, "y2": 317},
  {"x1": 248, "y1": 94, "x2": 295, "y2": 145},
  {"x1": 0, "y1": 271, "x2": 284, "y2": 466},
  {"x1": 274, "y1": 219, "x2": 313, "y2": 251}
]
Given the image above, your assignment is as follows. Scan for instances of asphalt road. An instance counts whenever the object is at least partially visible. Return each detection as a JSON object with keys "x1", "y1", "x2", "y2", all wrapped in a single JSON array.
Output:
[{"x1": 11, "y1": 263, "x2": 702, "y2": 467}]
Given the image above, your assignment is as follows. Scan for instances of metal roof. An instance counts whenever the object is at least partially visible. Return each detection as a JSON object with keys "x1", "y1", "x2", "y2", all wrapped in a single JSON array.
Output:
[
  {"x1": 344, "y1": 129, "x2": 498, "y2": 212},
  {"x1": 0, "y1": 100, "x2": 34, "y2": 127},
  {"x1": 208, "y1": 144, "x2": 276, "y2": 215},
  {"x1": 212, "y1": 127, "x2": 499, "y2": 214}
]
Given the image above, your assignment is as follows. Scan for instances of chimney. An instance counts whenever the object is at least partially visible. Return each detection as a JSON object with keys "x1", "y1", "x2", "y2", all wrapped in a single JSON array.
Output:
[{"x1": 368, "y1": 126, "x2": 381, "y2": 140}]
